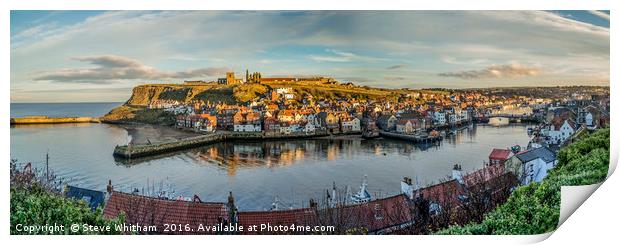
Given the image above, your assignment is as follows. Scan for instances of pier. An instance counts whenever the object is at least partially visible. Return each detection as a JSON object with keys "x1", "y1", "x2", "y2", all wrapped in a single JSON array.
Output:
[
  {"x1": 113, "y1": 131, "x2": 332, "y2": 159},
  {"x1": 10, "y1": 116, "x2": 101, "y2": 125},
  {"x1": 379, "y1": 130, "x2": 443, "y2": 143}
]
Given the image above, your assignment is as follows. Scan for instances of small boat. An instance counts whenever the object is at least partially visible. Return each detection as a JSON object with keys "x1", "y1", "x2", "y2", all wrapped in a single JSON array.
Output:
[
  {"x1": 351, "y1": 175, "x2": 372, "y2": 204},
  {"x1": 362, "y1": 129, "x2": 380, "y2": 139},
  {"x1": 527, "y1": 127, "x2": 534, "y2": 135}
]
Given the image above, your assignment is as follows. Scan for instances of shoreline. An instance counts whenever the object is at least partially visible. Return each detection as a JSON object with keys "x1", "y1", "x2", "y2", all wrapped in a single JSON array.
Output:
[{"x1": 10, "y1": 116, "x2": 101, "y2": 125}]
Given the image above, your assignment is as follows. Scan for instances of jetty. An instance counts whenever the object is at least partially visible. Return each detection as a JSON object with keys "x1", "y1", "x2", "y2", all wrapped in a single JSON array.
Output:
[
  {"x1": 379, "y1": 130, "x2": 443, "y2": 143},
  {"x1": 113, "y1": 131, "x2": 331, "y2": 159},
  {"x1": 10, "y1": 116, "x2": 101, "y2": 125}
]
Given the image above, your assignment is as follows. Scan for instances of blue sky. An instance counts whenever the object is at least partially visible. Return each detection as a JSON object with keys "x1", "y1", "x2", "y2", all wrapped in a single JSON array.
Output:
[{"x1": 10, "y1": 11, "x2": 610, "y2": 102}]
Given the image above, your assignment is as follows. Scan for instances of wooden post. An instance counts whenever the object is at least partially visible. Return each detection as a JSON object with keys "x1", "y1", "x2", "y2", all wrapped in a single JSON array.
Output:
[{"x1": 45, "y1": 150, "x2": 49, "y2": 182}]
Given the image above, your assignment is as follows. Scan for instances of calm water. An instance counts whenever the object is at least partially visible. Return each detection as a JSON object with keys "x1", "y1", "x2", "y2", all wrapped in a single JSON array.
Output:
[
  {"x1": 10, "y1": 102, "x2": 123, "y2": 118},
  {"x1": 10, "y1": 104, "x2": 532, "y2": 210}
]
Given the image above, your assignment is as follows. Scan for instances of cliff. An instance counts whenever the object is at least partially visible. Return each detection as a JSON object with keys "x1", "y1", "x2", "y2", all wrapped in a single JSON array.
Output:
[
  {"x1": 104, "y1": 81, "x2": 407, "y2": 124},
  {"x1": 124, "y1": 82, "x2": 402, "y2": 107},
  {"x1": 125, "y1": 83, "x2": 231, "y2": 106}
]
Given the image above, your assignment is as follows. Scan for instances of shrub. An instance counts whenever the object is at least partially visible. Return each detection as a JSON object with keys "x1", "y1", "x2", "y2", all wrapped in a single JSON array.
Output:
[
  {"x1": 436, "y1": 128, "x2": 610, "y2": 235},
  {"x1": 10, "y1": 161, "x2": 125, "y2": 235}
]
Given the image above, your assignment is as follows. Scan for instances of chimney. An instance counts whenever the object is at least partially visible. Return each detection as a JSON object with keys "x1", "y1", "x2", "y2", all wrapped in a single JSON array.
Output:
[
  {"x1": 309, "y1": 199, "x2": 317, "y2": 209},
  {"x1": 227, "y1": 191, "x2": 235, "y2": 208},
  {"x1": 401, "y1": 177, "x2": 416, "y2": 200},
  {"x1": 106, "y1": 180, "x2": 113, "y2": 194},
  {"x1": 227, "y1": 192, "x2": 238, "y2": 223},
  {"x1": 105, "y1": 180, "x2": 114, "y2": 202},
  {"x1": 452, "y1": 164, "x2": 464, "y2": 184}
]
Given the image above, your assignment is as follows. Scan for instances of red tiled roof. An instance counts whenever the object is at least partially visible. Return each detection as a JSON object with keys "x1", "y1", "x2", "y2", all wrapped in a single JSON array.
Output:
[
  {"x1": 489, "y1": 148, "x2": 512, "y2": 161},
  {"x1": 462, "y1": 163, "x2": 505, "y2": 186},
  {"x1": 323, "y1": 194, "x2": 413, "y2": 233},
  {"x1": 238, "y1": 208, "x2": 318, "y2": 234},
  {"x1": 103, "y1": 191, "x2": 228, "y2": 234},
  {"x1": 418, "y1": 179, "x2": 463, "y2": 208}
]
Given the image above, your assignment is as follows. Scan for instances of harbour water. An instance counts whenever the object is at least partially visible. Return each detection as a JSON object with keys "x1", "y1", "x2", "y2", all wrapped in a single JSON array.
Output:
[{"x1": 10, "y1": 103, "x2": 532, "y2": 210}]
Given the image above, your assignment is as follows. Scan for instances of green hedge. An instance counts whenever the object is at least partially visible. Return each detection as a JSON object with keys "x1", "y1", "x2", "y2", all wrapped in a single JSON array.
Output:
[
  {"x1": 437, "y1": 128, "x2": 610, "y2": 235},
  {"x1": 10, "y1": 184, "x2": 125, "y2": 235}
]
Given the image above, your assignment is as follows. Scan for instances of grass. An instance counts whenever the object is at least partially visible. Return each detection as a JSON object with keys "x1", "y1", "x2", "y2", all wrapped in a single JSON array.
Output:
[{"x1": 436, "y1": 128, "x2": 610, "y2": 235}]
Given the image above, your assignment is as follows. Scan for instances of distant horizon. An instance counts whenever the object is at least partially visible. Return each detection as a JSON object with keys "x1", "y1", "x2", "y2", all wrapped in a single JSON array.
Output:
[{"x1": 11, "y1": 11, "x2": 609, "y2": 102}]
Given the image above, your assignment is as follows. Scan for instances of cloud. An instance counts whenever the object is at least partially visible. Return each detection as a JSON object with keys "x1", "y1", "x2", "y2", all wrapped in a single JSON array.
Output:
[
  {"x1": 386, "y1": 64, "x2": 407, "y2": 70},
  {"x1": 33, "y1": 55, "x2": 229, "y2": 83},
  {"x1": 385, "y1": 76, "x2": 406, "y2": 81},
  {"x1": 438, "y1": 64, "x2": 541, "y2": 79},
  {"x1": 587, "y1": 10, "x2": 610, "y2": 21},
  {"x1": 10, "y1": 11, "x2": 610, "y2": 102},
  {"x1": 309, "y1": 49, "x2": 383, "y2": 63}
]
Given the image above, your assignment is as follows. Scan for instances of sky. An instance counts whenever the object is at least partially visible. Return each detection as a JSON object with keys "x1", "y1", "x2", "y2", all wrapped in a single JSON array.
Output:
[{"x1": 10, "y1": 10, "x2": 610, "y2": 103}]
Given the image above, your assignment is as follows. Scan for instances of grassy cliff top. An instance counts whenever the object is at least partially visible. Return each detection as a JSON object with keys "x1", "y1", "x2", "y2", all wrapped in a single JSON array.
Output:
[{"x1": 125, "y1": 81, "x2": 413, "y2": 106}]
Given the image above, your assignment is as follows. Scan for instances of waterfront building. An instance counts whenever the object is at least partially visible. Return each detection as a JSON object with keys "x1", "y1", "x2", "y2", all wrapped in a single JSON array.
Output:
[
  {"x1": 216, "y1": 107, "x2": 238, "y2": 130},
  {"x1": 395, "y1": 119, "x2": 422, "y2": 135},
  {"x1": 341, "y1": 117, "x2": 361, "y2": 133},
  {"x1": 301, "y1": 121, "x2": 316, "y2": 134},
  {"x1": 197, "y1": 114, "x2": 217, "y2": 132},
  {"x1": 488, "y1": 149, "x2": 514, "y2": 165},
  {"x1": 376, "y1": 114, "x2": 397, "y2": 131},
  {"x1": 263, "y1": 117, "x2": 281, "y2": 133},
  {"x1": 433, "y1": 110, "x2": 446, "y2": 126},
  {"x1": 317, "y1": 112, "x2": 340, "y2": 133},
  {"x1": 448, "y1": 112, "x2": 458, "y2": 125},
  {"x1": 277, "y1": 109, "x2": 295, "y2": 122},
  {"x1": 233, "y1": 111, "x2": 262, "y2": 132}
]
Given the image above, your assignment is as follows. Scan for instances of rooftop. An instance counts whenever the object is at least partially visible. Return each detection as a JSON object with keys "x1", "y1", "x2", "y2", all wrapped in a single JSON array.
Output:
[{"x1": 103, "y1": 191, "x2": 228, "y2": 234}]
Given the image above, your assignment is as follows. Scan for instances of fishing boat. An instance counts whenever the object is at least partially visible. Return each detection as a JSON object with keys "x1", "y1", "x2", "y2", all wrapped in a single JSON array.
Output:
[{"x1": 351, "y1": 175, "x2": 372, "y2": 204}]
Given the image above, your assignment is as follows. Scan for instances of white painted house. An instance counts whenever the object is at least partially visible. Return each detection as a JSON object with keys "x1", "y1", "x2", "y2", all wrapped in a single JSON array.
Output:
[
  {"x1": 505, "y1": 147, "x2": 557, "y2": 185},
  {"x1": 433, "y1": 111, "x2": 446, "y2": 125},
  {"x1": 546, "y1": 119, "x2": 577, "y2": 145},
  {"x1": 341, "y1": 117, "x2": 361, "y2": 132}
]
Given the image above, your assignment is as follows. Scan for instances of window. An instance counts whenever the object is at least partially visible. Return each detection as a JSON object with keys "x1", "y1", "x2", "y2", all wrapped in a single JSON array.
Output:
[
  {"x1": 81, "y1": 196, "x2": 92, "y2": 203},
  {"x1": 374, "y1": 204, "x2": 384, "y2": 220}
]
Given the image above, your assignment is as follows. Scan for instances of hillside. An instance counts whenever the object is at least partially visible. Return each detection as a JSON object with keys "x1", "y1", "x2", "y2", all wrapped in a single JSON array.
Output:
[
  {"x1": 102, "y1": 81, "x2": 409, "y2": 123},
  {"x1": 436, "y1": 128, "x2": 610, "y2": 235},
  {"x1": 123, "y1": 82, "x2": 404, "y2": 106}
]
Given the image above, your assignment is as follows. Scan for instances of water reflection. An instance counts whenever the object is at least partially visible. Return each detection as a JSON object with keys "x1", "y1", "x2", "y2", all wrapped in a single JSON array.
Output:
[
  {"x1": 117, "y1": 124, "x2": 519, "y2": 180},
  {"x1": 12, "y1": 123, "x2": 532, "y2": 210}
]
